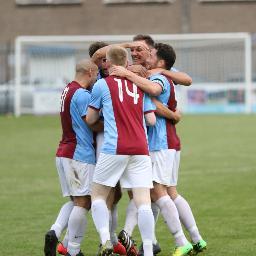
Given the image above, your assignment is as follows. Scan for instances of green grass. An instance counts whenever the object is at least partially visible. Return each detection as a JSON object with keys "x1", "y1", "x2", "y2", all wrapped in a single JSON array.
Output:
[{"x1": 0, "y1": 114, "x2": 255, "y2": 255}]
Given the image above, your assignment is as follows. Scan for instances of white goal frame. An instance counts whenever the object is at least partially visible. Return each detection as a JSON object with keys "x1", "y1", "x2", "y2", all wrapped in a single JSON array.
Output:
[{"x1": 15, "y1": 33, "x2": 252, "y2": 116}]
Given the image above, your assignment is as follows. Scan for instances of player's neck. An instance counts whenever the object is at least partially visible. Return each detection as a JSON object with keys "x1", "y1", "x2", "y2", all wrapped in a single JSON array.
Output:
[{"x1": 74, "y1": 78, "x2": 90, "y2": 89}]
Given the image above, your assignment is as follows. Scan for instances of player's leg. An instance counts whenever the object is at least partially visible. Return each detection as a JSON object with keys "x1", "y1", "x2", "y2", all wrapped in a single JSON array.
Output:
[
  {"x1": 151, "y1": 184, "x2": 186, "y2": 244},
  {"x1": 106, "y1": 183, "x2": 126, "y2": 255},
  {"x1": 44, "y1": 157, "x2": 73, "y2": 256},
  {"x1": 138, "y1": 199, "x2": 161, "y2": 256},
  {"x1": 92, "y1": 153, "x2": 128, "y2": 255},
  {"x1": 91, "y1": 182, "x2": 114, "y2": 255},
  {"x1": 64, "y1": 159, "x2": 95, "y2": 256},
  {"x1": 151, "y1": 150, "x2": 192, "y2": 256},
  {"x1": 122, "y1": 190, "x2": 138, "y2": 236},
  {"x1": 118, "y1": 189, "x2": 138, "y2": 256},
  {"x1": 66, "y1": 195, "x2": 90, "y2": 256},
  {"x1": 121, "y1": 155, "x2": 155, "y2": 256},
  {"x1": 133, "y1": 188, "x2": 154, "y2": 256},
  {"x1": 168, "y1": 152, "x2": 206, "y2": 254}
]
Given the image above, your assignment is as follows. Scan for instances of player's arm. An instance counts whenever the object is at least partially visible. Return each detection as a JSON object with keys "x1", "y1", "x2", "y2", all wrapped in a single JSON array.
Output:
[
  {"x1": 75, "y1": 90, "x2": 104, "y2": 131},
  {"x1": 145, "y1": 112, "x2": 156, "y2": 126},
  {"x1": 110, "y1": 65, "x2": 162, "y2": 96},
  {"x1": 148, "y1": 68, "x2": 192, "y2": 86},
  {"x1": 91, "y1": 41, "x2": 149, "y2": 66},
  {"x1": 86, "y1": 108, "x2": 101, "y2": 126},
  {"x1": 152, "y1": 98, "x2": 181, "y2": 124},
  {"x1": 83, "y1": 116, "x2": 104, "y2": 132},
  {"x1": 144, "y1": 93, "x2": 156, "y2": 126},
  {"x1": 85, "y1": 80, "x2": 103, "y2": 126}
]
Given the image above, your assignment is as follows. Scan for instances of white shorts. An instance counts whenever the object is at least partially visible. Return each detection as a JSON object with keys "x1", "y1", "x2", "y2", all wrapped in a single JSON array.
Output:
[
  {"x1": 56, "y1": 157, "x2": 95, "y2": 197},
  {"x1": 93, "y1": 153, "x2": 153, "y2": 189},
  {"x1": 150, "y1": 149, "x2": 180, "y2": 186},
  {"x1": 96, "y1": 132, "x2": 104, "y2": 161}
]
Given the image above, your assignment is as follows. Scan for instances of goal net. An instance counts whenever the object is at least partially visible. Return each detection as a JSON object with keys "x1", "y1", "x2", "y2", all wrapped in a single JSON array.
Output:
[{"x1": 14, "y1": 33, "x2": 253, "y2": 116}]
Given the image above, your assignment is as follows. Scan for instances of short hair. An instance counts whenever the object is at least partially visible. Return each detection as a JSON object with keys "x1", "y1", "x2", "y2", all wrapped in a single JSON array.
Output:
[
  {"x1": 155, "y1": 43, "x2": 176, "y2": 70},
  {"x1": 106, "y1": 46, "x2": 128, "y2": 67},
  {"x1": 133, "y1": 34, "x2": 155, "y2": 48},
  {"x1": 88, "y1": 41, "x2": 108, "y2": 58},
  {"x1": 76, "y1": 59, "x2": 98, "y2": 74}
]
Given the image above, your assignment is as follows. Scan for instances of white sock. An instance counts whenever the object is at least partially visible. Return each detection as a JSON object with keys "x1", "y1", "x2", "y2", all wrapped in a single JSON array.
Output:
[
  {"x1": 124, "y1": 199, "x2": 138, "y2": 236},
  {"x1": 62, "y1": 229, "x2": 69, "y2": 248},
  {"x1": 143, "y1": 240, "x2": 153, "y2": 256},
  {"x1": 151, "y1": 202, "x2": 159, "y2": 244},
  {"x1": 92, "y1": 199, "x2": 110, "y2": 244},
  {"x1": 51, "y1": 201, "x2": 74, "y2": 238},
  {"x1": 174, "y1": 195, "x2": 202, "y2": 243},
  {"x1": 67, "y1": 206, "x2": 87, "y2": 256},
  {"x1": 155, "y1": 195, "x2": 188, "y2": 247},
  {"x1": 110, "y1": 204, "x2": 118, "y2": 245},
  {"x1": 137, "y1": 204, "x2": 154, "y2": 256}
]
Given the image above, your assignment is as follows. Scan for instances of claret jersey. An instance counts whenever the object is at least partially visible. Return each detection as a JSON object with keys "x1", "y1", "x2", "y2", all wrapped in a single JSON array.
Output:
[
  {"x1": 89, "y1": 75, "x2": 156, "y2": 155},
  {"x1": 56, "y1": 81, "x2": 95, "y2": 164}
]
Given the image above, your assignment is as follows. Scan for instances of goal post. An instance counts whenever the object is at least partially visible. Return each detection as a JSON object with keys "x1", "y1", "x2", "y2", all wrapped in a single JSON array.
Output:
[{"x1": 14, "y1": 33, "x2": 253, "y2": 116}]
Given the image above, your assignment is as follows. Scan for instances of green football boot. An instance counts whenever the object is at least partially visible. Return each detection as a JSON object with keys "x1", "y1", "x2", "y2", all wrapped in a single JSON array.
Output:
[
  {"x1": 172, "y1": 242, "x2": 193, "y2": 256},
  {"x1": 192, "y1": 239, "x2": 207, "y2": 254}
]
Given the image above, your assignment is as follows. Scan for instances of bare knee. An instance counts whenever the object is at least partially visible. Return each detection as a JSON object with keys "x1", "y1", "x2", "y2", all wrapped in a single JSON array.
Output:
[
  {"x1": 167, "y1": 186, "x2": 178, "y2": 200},
  {"x1": 132, "y1": 187, "x2": 151, "y2": 207},
  {"x1": 91, "y1": 182, "x2": 112, "y2": 202},
  {"x1": 73, "y1": 195, "x2": 91, "y2": 210},
  {"x1": 150, "y1": 182, "x2": 168, "y2": 202}
]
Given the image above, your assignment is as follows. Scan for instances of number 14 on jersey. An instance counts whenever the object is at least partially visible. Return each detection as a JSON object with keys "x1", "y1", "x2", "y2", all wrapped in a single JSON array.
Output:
[{"x1": 114, "y1": 78, "x2": 139, "y2": 104}]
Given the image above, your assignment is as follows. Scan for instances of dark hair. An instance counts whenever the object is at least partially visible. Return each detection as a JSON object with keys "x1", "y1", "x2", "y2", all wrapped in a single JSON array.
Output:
[
  {"x1": 88, "y1": 41, "x2": 108, "y2": 58},
  {"x1": 133, "y1": 34, "x2": 155, "y2": 48},
  {"x1": 155, "y1": 43, "x2": 176, "y2": 70}
]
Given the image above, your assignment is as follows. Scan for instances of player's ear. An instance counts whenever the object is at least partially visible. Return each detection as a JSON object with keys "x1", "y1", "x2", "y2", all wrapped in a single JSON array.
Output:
[
  {"x1": 125, "y1": 60, "x2": 128, "y2": 68},
  {"x1": 157, "y1": 59, "x2": 165, "y2": 68}
]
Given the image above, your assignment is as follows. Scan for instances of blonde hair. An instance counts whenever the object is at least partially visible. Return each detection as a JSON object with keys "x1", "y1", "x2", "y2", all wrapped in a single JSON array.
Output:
[
  {"x1": 106, "y1": 46, "x2": 128, "y2": 67},
  {"x1": 76, "y1": 59, "x2": 98, "y2": 75}
]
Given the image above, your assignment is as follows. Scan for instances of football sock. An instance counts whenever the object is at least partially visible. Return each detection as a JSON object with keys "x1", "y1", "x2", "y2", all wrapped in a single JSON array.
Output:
[
  {"x1": 137, "y1": 204, "x2": 154, "y2": 256},
  {"x1": 155, "y1": 195, "x2": 188, "y2": 247},
  {"x1": 51, "y1": 201, "x2": 74, "y2": 238},
  {"x1": 174, "y1": 195, "x2": 202, "y2": 243},
  {"x1": 124, "y1": 199, "x2": 138, "y2": 236},
  {"x1": 151, "y1": 202, "x2": 160, "y2": 244},
  {"x1": 110, "y1": 204, "x2": 118, "y2": 245},
  {"x1": 92, "y1": 199, "x2": 110, "y2": 244},
  {"x1": 62, "y1": 229, "x2": 69, "y2": 248},
  {"x1": 67, "y1": 206, "x2": 87, "y2": 256}
]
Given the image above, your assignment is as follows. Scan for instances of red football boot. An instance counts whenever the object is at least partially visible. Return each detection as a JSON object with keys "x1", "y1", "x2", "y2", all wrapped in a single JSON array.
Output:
[
  {"x1": 113, "y1": 241, "x2": 127, "y2": 255},
  {"x1": 57, "y1": 243, "x2": 67, "y2": 255}
]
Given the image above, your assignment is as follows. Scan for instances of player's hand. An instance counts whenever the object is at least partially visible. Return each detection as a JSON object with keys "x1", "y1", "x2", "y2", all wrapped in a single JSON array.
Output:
[
  {"x1": 148, "y1": 68, "x2": 164, "y2": 76},
  {"x1": 109, "y1": 65, "x2": 129, "y2": 78},
  {"x1": 127, "y1": 64, "x2": 148, "y2": 78},
  {"x1": 130, "y1": 41, "x2": 150, "y2": 52},
  {"x1": 172, "y1": 109, "x2": 182, "y2": 124}
]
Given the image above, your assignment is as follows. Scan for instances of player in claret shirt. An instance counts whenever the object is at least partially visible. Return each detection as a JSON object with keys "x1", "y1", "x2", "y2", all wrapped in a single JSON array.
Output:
[
  {"x1": 44, "y1": 59, "x2": 100, "y2": 256},
  {"x1": 148, "y1": 44, "x2": 207, "y2": 255},
  {"x1": 86, "y1": 46, "x2": 157, "y2": 256}
]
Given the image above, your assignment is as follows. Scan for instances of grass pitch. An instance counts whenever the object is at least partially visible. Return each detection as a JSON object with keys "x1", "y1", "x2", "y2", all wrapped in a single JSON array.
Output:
[{"x1": 0, "y1": 114, "x2": 255, "y2": 255}]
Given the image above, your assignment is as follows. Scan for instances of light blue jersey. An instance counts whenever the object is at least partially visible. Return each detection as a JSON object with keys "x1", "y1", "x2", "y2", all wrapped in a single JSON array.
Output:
[
  {"x1": 70, "y1": 88, "x2": 96, "y2": 164},
  {"x1": 147, "y1": 74, "x2": 172, "y2": 151}
]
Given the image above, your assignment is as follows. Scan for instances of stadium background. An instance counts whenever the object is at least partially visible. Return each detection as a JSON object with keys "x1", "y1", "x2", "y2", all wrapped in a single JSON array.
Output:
[{"x1": 0, "y1": 0, "x2": 255, "y2": 255}]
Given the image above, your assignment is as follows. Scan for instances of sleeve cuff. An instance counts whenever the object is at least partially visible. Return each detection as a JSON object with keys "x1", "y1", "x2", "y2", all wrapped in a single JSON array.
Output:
[{"x1": 89, "y1": 105, "x2": 101, "y2": 111}]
